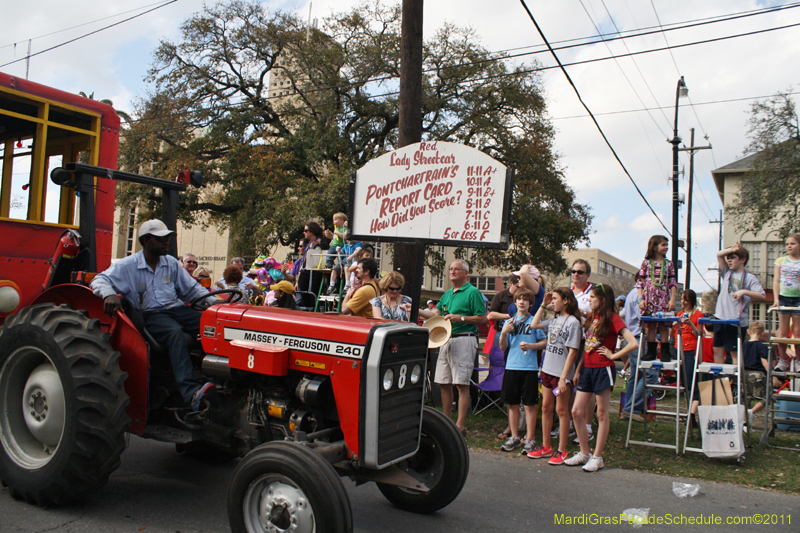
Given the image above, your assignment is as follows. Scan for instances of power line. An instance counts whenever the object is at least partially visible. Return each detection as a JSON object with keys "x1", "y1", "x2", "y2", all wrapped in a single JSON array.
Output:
[
  {"x1": 0, "y1": 1, "x2": 173, "y2": 50},
  {"x1": 121, "y1": 17, "x2": 800, "y2": 132},
  {"x1": 550, "y1": 91, "x2": 800, "y2": 120},
  {"x1": 0, "y1": 0, "x2": 178, "y2": 69},
  {"x1": 516, "y1": 0, "x2": 671, "y2": 238},
  {"x1": 578, "y1": 0, "x2": 669, "y2": 137},
  {"x1": 477, "y1": 1, "x2": 800, "y2": 71}
]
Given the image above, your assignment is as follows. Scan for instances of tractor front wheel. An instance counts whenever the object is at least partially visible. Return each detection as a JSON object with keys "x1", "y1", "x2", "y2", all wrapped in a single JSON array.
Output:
[
  {"x1": 0, "y1": 304, "x2": 130, "y2": 505},
  {"x1": 228, "y1": 441, "x2": 353, "y2": 533},
  {"x1": 377, "y1": 406, "x2": 469, "y2": 513}
]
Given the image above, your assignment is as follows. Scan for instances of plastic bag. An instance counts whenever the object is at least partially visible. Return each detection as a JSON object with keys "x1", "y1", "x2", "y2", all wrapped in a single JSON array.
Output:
[
  {"x1": 672, "y1": 482, "x2": 700, "y2": 498},
  {"x1": 621, "y1": 508, "x2": 650, "y2": 528}
]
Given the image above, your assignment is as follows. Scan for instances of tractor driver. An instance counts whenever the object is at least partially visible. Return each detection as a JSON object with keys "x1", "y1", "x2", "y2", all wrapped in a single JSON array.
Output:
[{"x1": 90, "y1": 219, "x2": 216, "y2": 411}]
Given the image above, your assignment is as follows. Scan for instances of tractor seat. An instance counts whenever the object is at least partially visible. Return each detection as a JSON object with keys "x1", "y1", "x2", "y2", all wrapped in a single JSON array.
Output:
[{"x1": 122, "y1": 303, "x2": 199, "y2": 355}]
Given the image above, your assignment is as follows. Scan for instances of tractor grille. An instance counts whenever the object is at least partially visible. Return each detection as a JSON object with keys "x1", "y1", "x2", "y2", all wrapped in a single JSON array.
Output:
[
  {"x1": 360, "y1": 323, "x2": 429, "y2": 469},
  {"x1": 376, "y1": 330, "x2": 428, "y2": 465}
]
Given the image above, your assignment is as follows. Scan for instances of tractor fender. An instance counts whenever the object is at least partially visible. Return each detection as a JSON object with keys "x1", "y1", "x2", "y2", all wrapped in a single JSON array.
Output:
[{"x1": 32, "y1": 284, "x2": 149, "y2": 434}]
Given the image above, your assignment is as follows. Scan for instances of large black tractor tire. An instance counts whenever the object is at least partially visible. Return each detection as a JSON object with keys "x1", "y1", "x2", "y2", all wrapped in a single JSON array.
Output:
[
  {"x1": 228, "y1": 441, "x2": 353, "y2": 533},
  {"x1": 377, "y1": 406, "x2": 469, "y2": 513},
  {"x1": 0, "y1": 304, "x2": 130, "y2": 505}
]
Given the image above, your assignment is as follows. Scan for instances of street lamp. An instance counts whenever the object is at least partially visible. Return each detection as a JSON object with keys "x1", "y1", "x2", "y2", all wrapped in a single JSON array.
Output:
[{"x1": 670, "y1": 76, "x2": 688, "y2": 277}]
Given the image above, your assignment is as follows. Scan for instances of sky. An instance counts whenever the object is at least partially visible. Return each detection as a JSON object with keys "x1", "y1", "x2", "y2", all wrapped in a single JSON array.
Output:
[{"x1": 2, "y1": 0, "x2": 798, "y2": 292}]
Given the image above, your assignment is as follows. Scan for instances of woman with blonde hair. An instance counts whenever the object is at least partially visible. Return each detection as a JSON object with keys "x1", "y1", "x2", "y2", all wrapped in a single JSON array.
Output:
[{"x1": 371, "y1": 271, "x2": 412, "y2": 321}]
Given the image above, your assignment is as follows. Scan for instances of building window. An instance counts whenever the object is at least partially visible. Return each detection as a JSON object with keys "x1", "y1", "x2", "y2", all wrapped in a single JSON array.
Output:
[
  {"x1": 468, "y1": 276, "x2": 492, "y2": 292},
  {"x1": 125, "y1": 207, "x2": 136, "y2": 256},
  {"x1": 767, "y1": 242, "x2": 782, "y2": 287},
  {"x1": 742, "y1": 242, "x2": 762, "y2": 284},
  {"x1": 750, "y1": 303, "x2": 763, "y2": 324},
  {"x1": 435, "y1": 271, "x2": 444, "y2": 290}
]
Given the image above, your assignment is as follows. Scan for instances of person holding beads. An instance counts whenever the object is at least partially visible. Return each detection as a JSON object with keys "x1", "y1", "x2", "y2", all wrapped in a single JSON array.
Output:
[
  {"x1": 566, "y1": 284, "x2": 638, "y2": 471},
  {"x1": 635, "y1": 235, "x2": 677, "y2": 362},
  {"x1": 526, "y1": 287, "x2": 582, "y2": 465},
  {"x1": 771, "y1": 234, "x2": 800, "y2": 366},
  {"x1": 713, "y1": 243, "x2": 765, "y2": 365}
]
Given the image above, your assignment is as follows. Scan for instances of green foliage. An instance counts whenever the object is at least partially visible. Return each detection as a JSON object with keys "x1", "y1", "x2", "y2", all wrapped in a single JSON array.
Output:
[
  {"x1": 78, "y1": 91, "x2": 132, "y2": 123},
  {"x1": 728, "y1": 91, "x2": 800, "y2": 237},
  {"x1": 119, "y1": 0, "x2": 591, "y2": 260}
]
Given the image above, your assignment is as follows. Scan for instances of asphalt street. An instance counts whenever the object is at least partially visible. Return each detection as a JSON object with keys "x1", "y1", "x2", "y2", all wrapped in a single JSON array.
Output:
[{"x1": 1, "y1": 436, "x2": 798, "y2": 532}]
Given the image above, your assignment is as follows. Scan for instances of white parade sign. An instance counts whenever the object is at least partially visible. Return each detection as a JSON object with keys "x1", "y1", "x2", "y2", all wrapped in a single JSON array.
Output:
[{"x1": 349, "y1": 141, "x2": 512, "y2": 248}]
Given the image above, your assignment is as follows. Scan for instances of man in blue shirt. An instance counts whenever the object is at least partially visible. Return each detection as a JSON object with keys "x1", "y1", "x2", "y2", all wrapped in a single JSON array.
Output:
[{"x1": 91, "y1": 219, "x2": 216, "y2": 410}]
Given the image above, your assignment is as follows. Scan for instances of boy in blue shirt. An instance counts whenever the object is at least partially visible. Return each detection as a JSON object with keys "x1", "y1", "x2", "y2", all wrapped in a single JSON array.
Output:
[{"x1": 499, "y1": 288, "x2": 547, "y2": 453}]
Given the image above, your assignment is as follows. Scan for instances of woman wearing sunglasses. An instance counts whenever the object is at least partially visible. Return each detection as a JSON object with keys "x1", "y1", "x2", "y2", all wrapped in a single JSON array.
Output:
[{"x1": 372, "y1": 271, "x2": 412, "y2": 321}]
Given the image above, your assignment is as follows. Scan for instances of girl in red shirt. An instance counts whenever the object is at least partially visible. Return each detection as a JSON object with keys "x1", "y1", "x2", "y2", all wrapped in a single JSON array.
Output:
[
  {"x1": 673, "y1": 289, "x2": 703, "y2": 416},
  {"x1": 566, "y1": 284, "x2": 639, "y2": 472}
]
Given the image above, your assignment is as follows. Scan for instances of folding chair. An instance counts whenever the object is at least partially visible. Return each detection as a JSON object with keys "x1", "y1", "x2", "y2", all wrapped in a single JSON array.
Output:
[{"x1": 472, "y1": 344, "x2": 507, "y2": 415}]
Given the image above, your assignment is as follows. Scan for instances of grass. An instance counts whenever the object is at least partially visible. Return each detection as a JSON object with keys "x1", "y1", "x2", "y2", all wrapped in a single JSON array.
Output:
[{"x1": 452, "y1": 380, "x2": 800, "y2": 494}]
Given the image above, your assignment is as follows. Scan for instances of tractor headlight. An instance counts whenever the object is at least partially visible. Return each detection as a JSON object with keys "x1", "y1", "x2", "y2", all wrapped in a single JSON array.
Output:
[
  {"x1": 382, "y1": 368, "x2": 394, "y2": 391},
  {"x1": 410, "y1": 364, "x2": 422, "y2": 385}
]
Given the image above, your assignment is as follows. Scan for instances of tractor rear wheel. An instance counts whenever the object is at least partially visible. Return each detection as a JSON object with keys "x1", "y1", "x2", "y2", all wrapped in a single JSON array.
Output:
[
  {"x1": 0, "y1": 304, "x2": 130, "y2": 505},
  {"x1": 228, "y1": 441, "x2": 353, "y2": 533},
  {"x1": 377, "y1": 406, "x2": 469, "y2": 513}
]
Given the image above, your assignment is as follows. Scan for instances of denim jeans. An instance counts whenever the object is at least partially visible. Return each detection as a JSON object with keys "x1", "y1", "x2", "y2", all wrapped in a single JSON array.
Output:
[
  {"x1": 143, "y1": 305, "x2": 203, "y2": 403},
  {"x1": 624, "y1": 336, "x2": 658, "y2": 414}
]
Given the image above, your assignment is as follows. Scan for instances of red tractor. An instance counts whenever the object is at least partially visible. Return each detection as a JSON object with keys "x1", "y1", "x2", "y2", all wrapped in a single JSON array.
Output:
[{"x1": 0, "y1": 74, "x2": 468, "y2": 532}]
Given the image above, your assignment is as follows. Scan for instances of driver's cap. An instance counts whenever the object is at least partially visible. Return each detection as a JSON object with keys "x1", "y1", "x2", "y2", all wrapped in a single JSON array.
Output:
[{"x1": 139, "y1": 219, "x2": 174, "y2": 239}]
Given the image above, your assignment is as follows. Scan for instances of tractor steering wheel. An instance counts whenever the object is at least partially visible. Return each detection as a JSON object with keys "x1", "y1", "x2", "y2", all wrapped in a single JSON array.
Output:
[{"x1": 189, "y1": 288, "x2": 245, "y2": 311}]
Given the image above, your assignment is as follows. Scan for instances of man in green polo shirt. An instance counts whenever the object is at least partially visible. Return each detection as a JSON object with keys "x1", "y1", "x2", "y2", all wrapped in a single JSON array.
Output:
[{"x1": 423, "y1": 259, "x2": 487, "y2": 435}]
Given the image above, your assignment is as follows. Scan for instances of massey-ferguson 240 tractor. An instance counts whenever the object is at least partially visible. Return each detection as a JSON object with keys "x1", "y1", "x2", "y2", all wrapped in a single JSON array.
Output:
[{"x1": 0, "y1": 73, "x2": 468, "y2": 532}]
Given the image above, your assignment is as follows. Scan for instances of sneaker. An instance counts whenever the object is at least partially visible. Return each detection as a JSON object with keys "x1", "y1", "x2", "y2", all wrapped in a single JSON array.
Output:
[
  {"x1": 573, "y1": 428, "x2": 594, "y2": 445},
  {"x1": 564, "y1": 451, "x2": 590, "y2": 466},
  {"x1": 583, "y1": 455, "x2": 605, "y2": 472},
  {"x1": 191, "y1": 382, "x2": 216, "y2": 411},
  {"x1": 548, "y1": 450, "x2": 568, "y2": 465},
  {"x1": 325, "y1": 285, "x2": 337, "y2": 296},
  {"x1": 550, "y1": 421, "x2": 573, "y2": 439},
  {"x1": 521, "y1": 439, "x2": 537, "y2": 455},
  {"x1": 501, "y1": 436, "x2": 522, "y2": 452},
  {"x1": 526, "y1": 445, "x2": 552, "y2": 459}
]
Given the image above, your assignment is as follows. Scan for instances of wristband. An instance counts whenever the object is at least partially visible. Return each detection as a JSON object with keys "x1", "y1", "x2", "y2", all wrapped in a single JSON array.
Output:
[{"x1": 637, "y1": 298, "x2": 644, "y2": 302}]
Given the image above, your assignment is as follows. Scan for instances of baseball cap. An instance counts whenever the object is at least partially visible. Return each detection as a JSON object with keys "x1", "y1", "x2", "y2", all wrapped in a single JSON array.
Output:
[
  {"x1": 270, "y1": 280, "x2": 295, "y2": 295},
  {"x1": 615, "y1": 295, "x2": 627, "y2": 302},
  {"x1": 138, "y1": 219, "x2": 174, "y2": 239}
]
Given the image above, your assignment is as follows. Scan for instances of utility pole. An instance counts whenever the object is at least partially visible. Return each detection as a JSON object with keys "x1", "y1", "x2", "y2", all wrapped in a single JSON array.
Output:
[
  {"x1": 709, "y1": 210, "x2": 723, "y2": 292},
  {"x1": 395, "y1": 0, "x2": 424, "y2": 323},
  {"x1": 670, "y1": 77, "x2": 688, "y2": 276},
  {"x1": 678, "y1": 128, "x2": 712, "y2": 290}
]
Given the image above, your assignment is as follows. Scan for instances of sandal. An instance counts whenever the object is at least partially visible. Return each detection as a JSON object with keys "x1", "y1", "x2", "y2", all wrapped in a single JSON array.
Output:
[{"x1": 498, "y1": 430, "x2": 511, "y2": 440}]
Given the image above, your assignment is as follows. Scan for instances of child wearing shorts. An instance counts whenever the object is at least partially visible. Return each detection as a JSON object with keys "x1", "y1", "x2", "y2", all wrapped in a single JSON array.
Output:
[
  {"x1": 527, "y1": 287, "x2": 582, "y2": 465},
  {"x1": 499, "y1": 289, "x2": 547, "y2": 454}
]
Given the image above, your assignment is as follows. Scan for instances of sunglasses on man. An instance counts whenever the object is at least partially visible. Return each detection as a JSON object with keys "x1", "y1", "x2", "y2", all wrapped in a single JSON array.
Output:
[{"x1": 570, "y1": 269, "x2": 587, "y2": 275}]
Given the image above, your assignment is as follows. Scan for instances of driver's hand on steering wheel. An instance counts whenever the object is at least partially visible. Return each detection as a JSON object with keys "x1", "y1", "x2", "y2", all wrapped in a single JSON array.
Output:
[
  {"x1": 194, "y1": 295, "x2": 214, "y2": 311},
  {"x1": 103, "y1": 294, "x2": 122, "y2": 316}
]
